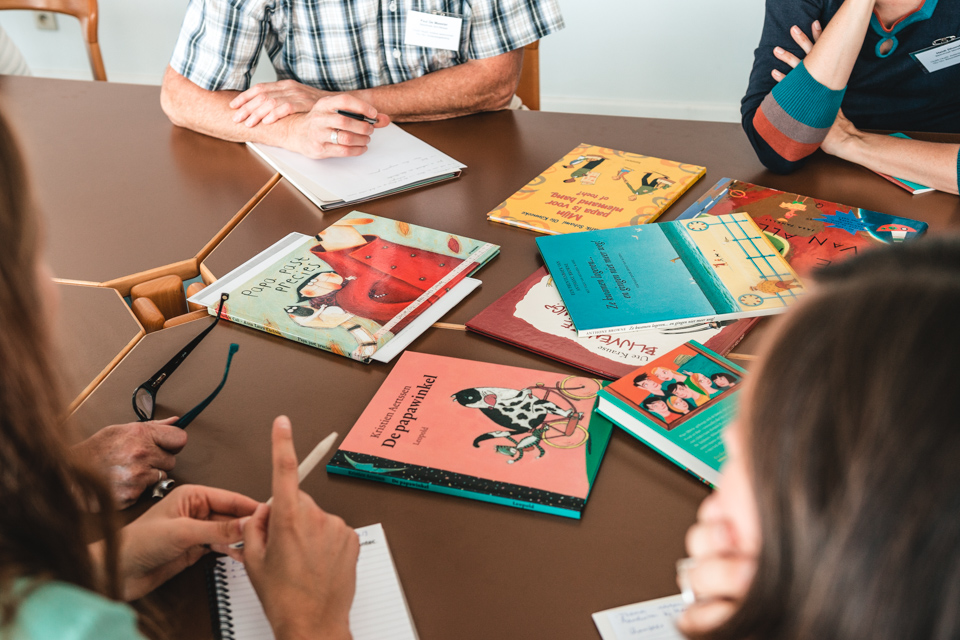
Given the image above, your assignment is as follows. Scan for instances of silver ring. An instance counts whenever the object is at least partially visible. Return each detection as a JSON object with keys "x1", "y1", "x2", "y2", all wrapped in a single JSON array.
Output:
[
  {"x1": 158, "y1": 469, "x2": 164, "y2": 483},
  {"x1": 676, "y1": 557, "x2": 698, "y2": 605},
  {"x1": 330, "y1": 128, "x2": 339, "y2": 145}
]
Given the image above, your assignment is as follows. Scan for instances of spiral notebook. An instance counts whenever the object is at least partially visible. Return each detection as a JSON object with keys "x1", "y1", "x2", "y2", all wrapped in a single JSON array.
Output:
[{"x1": 209, "y1": 523, "x2": 418, "y2": 640}]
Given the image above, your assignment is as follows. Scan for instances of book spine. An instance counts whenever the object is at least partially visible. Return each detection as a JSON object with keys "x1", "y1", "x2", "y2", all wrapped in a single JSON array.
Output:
[
  {"x1": 327, "y1": 464, "x2": 581, "y2": 519},
  {"x1": 207, "y1": 560, "x2": 234, "y2": 640},
  {"x1": 487, "y1": 213, "x2": 560, "y2": 236},
  {"x1": 222, "y1": 310, "x2": 369, "y2": 363}
]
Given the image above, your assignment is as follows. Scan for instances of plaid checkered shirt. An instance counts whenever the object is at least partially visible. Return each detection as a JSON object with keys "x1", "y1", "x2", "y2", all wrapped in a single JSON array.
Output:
[{"x1": 170, "y1": 0, "x2": 564, "y2": 92}]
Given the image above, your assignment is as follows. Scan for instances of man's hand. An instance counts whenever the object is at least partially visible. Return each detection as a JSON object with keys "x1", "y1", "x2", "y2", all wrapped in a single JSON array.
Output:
[
  {"x1": 243, "y1": 416, "x2": 358, "y2": 640},
  {"x1": 675, "y1": 493, "x2": 757, "y2": 636},
  {"x1": 98, "y1": 485, "x2": 259, "y2": 601},
  {"x1": 284, "y1": 94, "x2": 390, "y2": 160},
  {"x1": 72, "y1": 418, "x2": 187, "y2": 509},
  {"x1": 230, "y1": 80, "x2": 331, "y2": 127}
]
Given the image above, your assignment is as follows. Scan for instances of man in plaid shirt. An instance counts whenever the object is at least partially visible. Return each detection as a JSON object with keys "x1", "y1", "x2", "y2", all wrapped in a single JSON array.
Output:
[{"x1": 161, "y1": 0, "x2": 563, "y2": 159}]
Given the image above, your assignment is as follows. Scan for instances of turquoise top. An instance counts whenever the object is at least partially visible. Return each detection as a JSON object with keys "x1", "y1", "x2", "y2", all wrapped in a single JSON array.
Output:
[{"x1": 7, "y1": 581, "x2": 144, "y2": 640}]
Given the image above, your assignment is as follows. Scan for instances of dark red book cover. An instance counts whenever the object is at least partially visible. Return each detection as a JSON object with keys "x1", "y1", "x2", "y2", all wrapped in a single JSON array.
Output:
[{"x1": 466, "y1": 267, "x2": 757, "y2": 380}]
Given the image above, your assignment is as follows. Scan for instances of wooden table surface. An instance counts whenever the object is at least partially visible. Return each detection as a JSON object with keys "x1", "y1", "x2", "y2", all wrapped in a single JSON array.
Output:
[{"x1": 0, "y1": 76, "x2": 278, "y2": 292}]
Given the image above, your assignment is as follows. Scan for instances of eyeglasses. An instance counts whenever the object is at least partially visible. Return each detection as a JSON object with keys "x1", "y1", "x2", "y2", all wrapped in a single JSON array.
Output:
[{"x1": 132, "y1": 293, "x2": 239, "y2": 428}]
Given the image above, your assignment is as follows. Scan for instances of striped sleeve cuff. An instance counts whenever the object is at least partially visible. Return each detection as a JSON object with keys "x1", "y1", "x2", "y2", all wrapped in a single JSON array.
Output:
[
  {"x1": 956, "y1": 147, "x2": 960, "y2": 193},
  {"x1": 753, "y1": 61, "x2": 846, "y2": 162}
]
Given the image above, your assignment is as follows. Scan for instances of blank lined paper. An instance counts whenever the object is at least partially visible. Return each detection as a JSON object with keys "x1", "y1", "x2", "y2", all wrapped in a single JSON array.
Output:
[{"x1": 212, "y1": 524, "x2": 418, "y2": 640}]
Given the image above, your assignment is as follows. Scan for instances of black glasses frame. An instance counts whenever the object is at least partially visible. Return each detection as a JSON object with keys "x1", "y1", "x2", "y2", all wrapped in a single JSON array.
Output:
[{"x1": 132, "y1": 293, "x2": 234, "y2": 427}]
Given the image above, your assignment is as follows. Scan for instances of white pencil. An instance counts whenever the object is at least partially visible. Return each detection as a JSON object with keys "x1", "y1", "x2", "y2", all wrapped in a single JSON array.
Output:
[{"x1": 229, "y1": 431, "x2": 339, "y2": 549}]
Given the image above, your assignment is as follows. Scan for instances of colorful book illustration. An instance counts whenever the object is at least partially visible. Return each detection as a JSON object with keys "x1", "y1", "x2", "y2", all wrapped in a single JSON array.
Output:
[
  {"x1": 536, "y1": 213, "x2": 806, "y2": 337},
  {"x1": 466, "y1": 266, "x2": 758, "y2": 380},
  {"x1": 677, "y1": 178, "x2": 929, "y2": 275},
  {"x1": 486, "y1": 143, "x2": 705, "y2": 235},
  {"x1": 189, "y1": 212, "x2": 499, "y2": 363},
  {"x1": 874, "y1": 134, "x2": 934, "y2": 194},
  {"x1": 593, "y1": 594, "x2": 686, "y2": 640},
  {"x1": 597, "y1": 341, "x2": 746, "y2": 487},
  {"x1": 327, "y1": 351, "x2": 614, "y2": 519}
]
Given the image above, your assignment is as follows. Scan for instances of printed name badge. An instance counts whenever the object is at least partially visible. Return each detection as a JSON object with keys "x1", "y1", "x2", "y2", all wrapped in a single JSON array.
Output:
[
  {"x1": 910, "y1": 36, "x2": 960, "y2": 73},
  {"x1": 404, "y1": 10, "x2": 463, "y2": 51}
]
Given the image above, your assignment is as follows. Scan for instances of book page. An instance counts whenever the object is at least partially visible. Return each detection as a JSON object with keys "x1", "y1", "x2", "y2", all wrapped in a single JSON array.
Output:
[
  {"x1": 249, "y1": 124, "x2": 464, "y2": 204},
  {"x1": 592, "y1": 594, "x2": 686, "y2": 640},
  {"x1": 213, "y1": 523, "x2": 417, "y2": 640}
]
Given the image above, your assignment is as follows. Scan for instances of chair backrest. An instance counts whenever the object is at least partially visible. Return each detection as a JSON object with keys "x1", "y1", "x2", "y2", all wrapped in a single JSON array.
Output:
[
  {"x1": 516, "y1": 40, "x2": 540, "y2": 110},
  {"x1": 0, "y1": 0, "x2": 106, "y2": 80}
]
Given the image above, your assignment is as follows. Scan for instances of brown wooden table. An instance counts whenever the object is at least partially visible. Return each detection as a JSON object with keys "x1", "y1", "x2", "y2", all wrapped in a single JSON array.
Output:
[
  {"x1": 55, "y1": 282, "x2": 143, "y2": 412},
  {"x1": 0, "y1": 76, "x2": 278, "y2": 294}
]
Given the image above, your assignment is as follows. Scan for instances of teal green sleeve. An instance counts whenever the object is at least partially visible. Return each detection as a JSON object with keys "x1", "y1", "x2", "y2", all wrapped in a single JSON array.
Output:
[
  {"x1": 956, "y1": 147, "x2": 959, "y2": 193},
  {"x1": 769, "y1": 61, "x2": 846, "y2": 129},
  {"x1": 10, "y1": 581, "x2": 145, "y2": 640}
]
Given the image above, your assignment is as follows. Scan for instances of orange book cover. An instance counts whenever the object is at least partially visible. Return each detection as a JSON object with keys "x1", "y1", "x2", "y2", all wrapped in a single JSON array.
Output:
[
  {"x1": 327, "y1": 352, "x2": 613, "y2": 518},
  {"x1": 487, "y1": 143, "x2": 706, "y2": 235}
]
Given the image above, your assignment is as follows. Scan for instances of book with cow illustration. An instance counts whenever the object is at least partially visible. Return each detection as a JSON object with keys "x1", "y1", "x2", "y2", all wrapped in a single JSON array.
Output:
[
  {"x1": 486, "y1": 143, "x2": 705, "y2": 235},
  {"x1": 677, "y1": 178, "x2": 928, "y2": 276},
  {"x1": 536, "y1": 213, "x2": 807, "y2": 337},
  {"x1": 465, "y1": 266, "x2": 759, "y2": 380},
  {"x1": 597, "y1": 341, "x2": 746, "y2": 488},
  {"x1": 188, "y1": 211, "x2": 499, "y2": 363},
  {"x1": 326, "y1": 351, "x2": 614, "y2": 519}
]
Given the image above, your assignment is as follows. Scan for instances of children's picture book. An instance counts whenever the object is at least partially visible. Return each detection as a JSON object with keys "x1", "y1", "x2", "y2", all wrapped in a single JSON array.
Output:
[
  {"x1": 327, "y1": 351, "x2": 614, "y2": 519},
  {"x1": 677, "y1": 178, "x2": 929, "y2": 275},
  {"x1": 592, "y1": 594, "x2": 686, "y2": 640},
  {"x1": 486, "y1": 143, "x2": 705, "y2": 235},
  {"x1": 189, "y1": 212, "x2": 499, "y2": 363},
  {"x1": 248, "y1": 123, "x2": 465, "y2": 211},
  {"x1": 597, "y1": 341, "x2": 746, "y2": 487},
  {"x1": 465, "y1": 267, "x2": 759, "y2": 380},
  {"x1": 536, "y1": 213, "x2": 806, "y2": 337}
]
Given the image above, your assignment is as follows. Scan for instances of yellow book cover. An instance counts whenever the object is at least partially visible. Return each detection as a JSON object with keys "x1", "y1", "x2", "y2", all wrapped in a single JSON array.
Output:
[{"x1": 487, "y1": 143, "x2": 706, "y2": 235}]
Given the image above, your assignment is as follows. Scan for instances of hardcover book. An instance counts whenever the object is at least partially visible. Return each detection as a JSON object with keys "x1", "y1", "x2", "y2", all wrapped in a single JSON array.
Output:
[
  {"x1": 486, "y1": 143, "x2": 705, "y2": 235},
  {"x1": 327, "y1": 351, "x2": 614, "y2": 519},
  {"x1": 465, "y1": 267, "x2": 758, "y2": 380},
  {"x1": 677, "y1": 178, "x2": 928, "y2": 275},
  {"x1": 597, "y1": 341, "x2": 746, "y2": 488},
  {"x1": 536, "y1": 213, "x2": 806, "y2": 337},
  {"x1": 189, "y1": 212, "x2": 499, "y2": 363}
]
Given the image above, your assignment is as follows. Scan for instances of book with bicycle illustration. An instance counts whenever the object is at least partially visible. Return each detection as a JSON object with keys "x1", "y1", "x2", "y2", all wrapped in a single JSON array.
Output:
[
  {"x1": 326, "y1": 351, "x2": 614, "y2": 519},
  {"x1": 486, "y1": 143, "x2": 705, "y2": 235},
  {"x1": 677, "y1": 178, "x2": 928, "y2": 275},
  {"x1": 597, "y1": 341, "x2": 746, "y2": 488},
  {"x1": 188, "y1": 211, "x2": 499, "y2": 364},
  {"x1": 536, "y1": 213, "x2": 807, "y2": 337},
  {"x1": 465, "y1": 266, "x2": 759, "y2": 380}
]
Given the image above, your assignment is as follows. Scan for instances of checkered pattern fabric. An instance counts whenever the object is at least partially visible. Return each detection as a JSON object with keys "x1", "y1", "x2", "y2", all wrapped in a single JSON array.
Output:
[{"x1": 170, "y1": 0, "x2": 563, "y2": 92}]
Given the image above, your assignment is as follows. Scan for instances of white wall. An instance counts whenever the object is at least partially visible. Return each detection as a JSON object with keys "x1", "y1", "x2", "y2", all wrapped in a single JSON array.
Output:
[{"x1": 0, "y1": 0, "x2": 765, "y2": 123}]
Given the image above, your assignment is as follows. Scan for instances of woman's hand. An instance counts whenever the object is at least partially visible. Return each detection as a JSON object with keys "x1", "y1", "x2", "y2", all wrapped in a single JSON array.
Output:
[
  {"x1": 99, "y1": 485, "x2": 259, "y2": 601},
  {"x1": 771, "y1": 21, "x2": 822, "y2": 82},
  {"x1": 675, "y1": 493, "x2": 757, "y2": 636},
  {"x1": 230, "y1": 80, "x2": 330, "y2": 127},
  {"x1": 243, "y1": 416, "x2": 358, "y2": 640}
]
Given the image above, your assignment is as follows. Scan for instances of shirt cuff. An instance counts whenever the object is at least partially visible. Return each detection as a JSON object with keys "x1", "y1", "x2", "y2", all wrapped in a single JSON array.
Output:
[{"x1": 770, "y1": 61, "x2": 846, "y2": 129}]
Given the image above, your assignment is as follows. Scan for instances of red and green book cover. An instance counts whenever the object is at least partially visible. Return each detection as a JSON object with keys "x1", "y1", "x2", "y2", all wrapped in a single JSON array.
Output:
[
  {"x1": 677, "y1": 178, "x2": 928, "y2": 276},
  {"x1": 327, "y1": 352, "x2": 613, "y2": 519},
  {"x1": 466, "y1": 267, "x2": 758, "y2": 380}
]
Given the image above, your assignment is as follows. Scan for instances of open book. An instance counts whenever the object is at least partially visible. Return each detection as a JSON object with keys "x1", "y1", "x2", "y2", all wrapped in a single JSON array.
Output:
[
  {"x1": 593, "y1": 594, "x2": 686, "y2": 640},
  {"x1": 209, "y1": 523, "x2": 418, "y2": 640},
  {"x1": 248, "y1": 124, "x2": 465, "y2": 211}
]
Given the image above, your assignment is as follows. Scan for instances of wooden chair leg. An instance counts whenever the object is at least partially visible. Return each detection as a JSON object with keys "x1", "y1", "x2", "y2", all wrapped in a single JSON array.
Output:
[
  {"x1": 186, "y1": 282, "x2": 208, "y2": 312},
  {"x1": 131, "y1": 275, "x2": 187, "y2": 320},
  {"x1": 132, "y1": 297, "x2": 165, "y2": 333}
]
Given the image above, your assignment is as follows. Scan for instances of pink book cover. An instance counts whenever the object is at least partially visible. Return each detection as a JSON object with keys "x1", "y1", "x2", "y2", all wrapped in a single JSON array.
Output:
[{"x1": 326, "y1": 352, "x2": 614, "y2": 518}]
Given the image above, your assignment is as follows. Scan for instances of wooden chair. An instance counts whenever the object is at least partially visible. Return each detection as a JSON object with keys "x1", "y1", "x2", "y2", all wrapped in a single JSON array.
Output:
[
  {"x1": 516, "y1": 41, "x2": 540, "y2": 111},
  {"x1": 0, "y1": 0, "x2": 106, "y2": 81}
]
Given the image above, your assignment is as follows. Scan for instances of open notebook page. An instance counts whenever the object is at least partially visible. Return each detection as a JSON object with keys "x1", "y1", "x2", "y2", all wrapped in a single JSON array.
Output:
[
  {"x1": 592, "y1": 594, "x2": 686, "y2": 640},
  {"x1": 212, "y1": 523, "x2": 418, "y2": 640}
]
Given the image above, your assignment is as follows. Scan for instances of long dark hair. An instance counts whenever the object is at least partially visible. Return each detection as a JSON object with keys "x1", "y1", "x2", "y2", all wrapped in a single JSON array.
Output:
[
  {"x1": 0, "y1": 112, "x2": 120, "y2": 621},
  {"x1": 696, "y1": 239, "x2": 960, "y2": 640}
]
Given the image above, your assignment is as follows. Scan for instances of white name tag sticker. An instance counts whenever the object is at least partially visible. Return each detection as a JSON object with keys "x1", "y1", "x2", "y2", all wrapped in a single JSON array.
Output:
[
  {"x1": 404, "y1": 10, "x2": 463, "y2": 51},
  {"x1": 911, "y1": 38, "x2": 960, "y2": 73}
]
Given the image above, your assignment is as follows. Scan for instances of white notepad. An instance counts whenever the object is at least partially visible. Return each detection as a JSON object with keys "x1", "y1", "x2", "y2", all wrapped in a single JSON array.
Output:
[
  {"x1": 592, "y1": 594, "x2": 686, "y2": 640},
  {"x1": 211, "y1": 523, "x2": 418, "y2": 640}
]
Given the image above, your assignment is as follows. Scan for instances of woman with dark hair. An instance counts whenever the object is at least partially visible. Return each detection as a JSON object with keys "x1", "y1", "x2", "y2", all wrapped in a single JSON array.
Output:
[
  {"x1": 675, "y1": 241, "x2": 960, "y2": 639},
  {"x1": 742, "y1": 0, "x2": 960, "y2": 194},
  {"x1": 0, "y1": 112, "x2": 358, "y2": 638}
]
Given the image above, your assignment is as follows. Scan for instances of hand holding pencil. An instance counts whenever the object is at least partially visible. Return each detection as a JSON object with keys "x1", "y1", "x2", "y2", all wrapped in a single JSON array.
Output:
[{"x1": 243, "y1": 416, "x2": 359, "y2": 640}]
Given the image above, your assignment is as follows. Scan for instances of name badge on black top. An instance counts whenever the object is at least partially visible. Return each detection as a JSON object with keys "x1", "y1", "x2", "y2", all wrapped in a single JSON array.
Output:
[{"x1": 910, "y1": 36, "x2": 960, "y2": 73}]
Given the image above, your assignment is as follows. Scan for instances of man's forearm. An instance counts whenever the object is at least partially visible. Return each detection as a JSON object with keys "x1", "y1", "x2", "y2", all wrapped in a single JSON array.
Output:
[{"x1": 349, "y1": 50, "x2": 523, "y2": 122}]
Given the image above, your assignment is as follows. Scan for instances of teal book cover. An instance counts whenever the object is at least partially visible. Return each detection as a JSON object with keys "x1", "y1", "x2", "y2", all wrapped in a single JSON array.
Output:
[
  {"x1": 597, "y1": 340, "x2": 746, "y2": 487},
  {"x1": 535, "y1": 213, "x2": 806, "y2": 336},
  {"x1": 200, "y1": 212, "x2": 499, "y2": 362}
]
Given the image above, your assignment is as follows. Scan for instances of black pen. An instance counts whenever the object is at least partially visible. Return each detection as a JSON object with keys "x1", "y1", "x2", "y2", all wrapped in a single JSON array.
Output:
[{"x1": 337, "y1": 109, "x2": 378, "y2": 125}]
